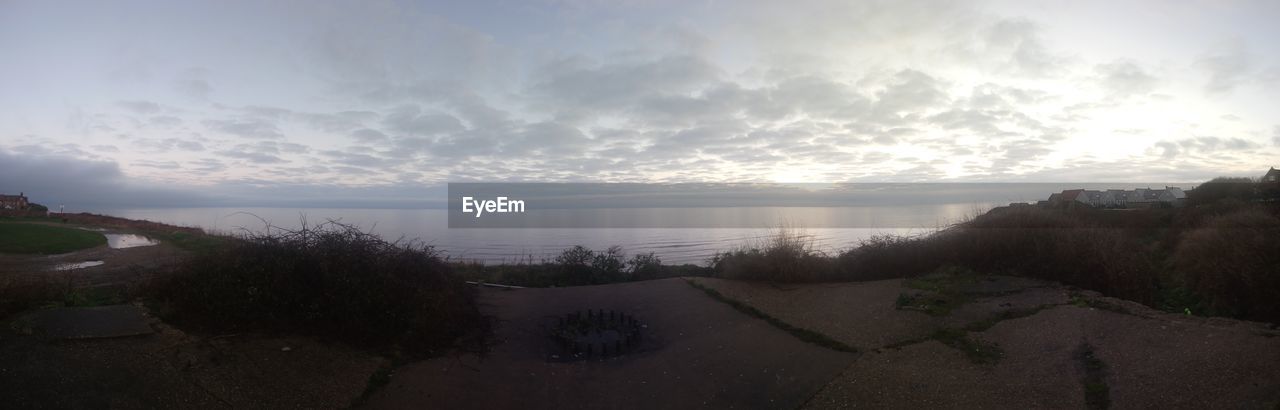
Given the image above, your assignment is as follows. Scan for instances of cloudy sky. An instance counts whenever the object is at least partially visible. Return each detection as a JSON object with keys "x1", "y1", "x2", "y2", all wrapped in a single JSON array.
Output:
[{"x1": 2, "y1": 0, "x2": 1279, "y2": 207}]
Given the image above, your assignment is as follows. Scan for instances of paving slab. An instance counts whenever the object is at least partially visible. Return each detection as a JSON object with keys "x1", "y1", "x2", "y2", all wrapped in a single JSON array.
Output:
[
  {"x1": 697, "y1": 277, "x2": 1280, "y2": 408},
  {"x1": 691, "y1": 278, "x2": 937, "y2": 350},
  {"x1": 363, "y1": 278, "x2": 857, "y2": 410},
  {"x1": 18, "y1": 305, "x2": 154, "y2": 339}
]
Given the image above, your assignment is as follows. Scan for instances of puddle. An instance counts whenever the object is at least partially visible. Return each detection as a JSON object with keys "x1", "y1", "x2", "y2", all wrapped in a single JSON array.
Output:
[
  {"x1": 105, "y1": 234, "x2": 159, "y2": 249},
  {"x1": 54, "y1": 261, "x2": 105, "y2": 270}
]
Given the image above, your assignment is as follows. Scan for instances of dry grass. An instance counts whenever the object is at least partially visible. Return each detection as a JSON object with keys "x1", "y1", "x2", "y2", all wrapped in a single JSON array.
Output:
[
  {"x1": 1174, "y1": 209, "x2": 1280, "y2": 321},
  {"x1": 709, "y1": 227, "x2": 836, "y2": 282}
]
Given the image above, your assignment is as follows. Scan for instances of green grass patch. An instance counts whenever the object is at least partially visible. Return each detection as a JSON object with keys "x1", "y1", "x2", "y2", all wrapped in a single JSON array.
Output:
[
  {"x1": 154, "y1": 230, "x2": 230, "y2": 253},
  {"x1": 685, "y1": 279, "x2": 856, "y2": 353},
  {"x1": 895, "y1": 292, "x2": 971, "y2": 316},
  {"x1": 895, "y1": 267, "x2": 984, "y2": 316},
  {"x1": 0, "y1": 222, "x2": 106, "y2": 254}
]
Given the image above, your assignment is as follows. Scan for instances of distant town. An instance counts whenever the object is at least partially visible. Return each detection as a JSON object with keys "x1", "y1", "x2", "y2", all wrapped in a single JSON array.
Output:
[{"x1": 1036, "y1": 167, "x2": 1279, "y2": 209}]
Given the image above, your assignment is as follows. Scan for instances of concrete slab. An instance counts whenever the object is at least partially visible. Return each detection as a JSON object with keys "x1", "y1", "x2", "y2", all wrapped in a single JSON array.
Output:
[
  {"x1": 691, "y1": 278, "x2": 938, "y2": 350},
  {"x1": 19, "y1": 305, "x2": 154, "y2": 339},
  {"x1": 363, "y1": 278, "x2": 857, "y2": 410}
]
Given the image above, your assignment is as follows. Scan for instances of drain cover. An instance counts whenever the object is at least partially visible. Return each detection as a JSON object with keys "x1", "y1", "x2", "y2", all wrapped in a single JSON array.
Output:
[{"x1": 548, "y1": 309, "x2": 644, "y2": 361}]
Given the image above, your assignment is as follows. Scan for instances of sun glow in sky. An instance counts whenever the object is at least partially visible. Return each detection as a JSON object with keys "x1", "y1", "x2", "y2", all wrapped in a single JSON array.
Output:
[{"x1": 2, "y1": 0, "x2": 1278, "y2": 207}]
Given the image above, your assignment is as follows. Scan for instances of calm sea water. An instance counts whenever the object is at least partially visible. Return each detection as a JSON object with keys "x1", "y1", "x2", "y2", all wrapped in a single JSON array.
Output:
[{"x1": 96, "y1": 205, "x2": 990, "y2": 265}]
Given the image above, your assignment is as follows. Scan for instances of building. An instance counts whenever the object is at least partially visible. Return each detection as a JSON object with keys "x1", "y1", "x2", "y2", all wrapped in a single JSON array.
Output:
[
  {"x1": 0, "y1": 192, "x2": 29, "y2": 210},
  {"x1": 1261, "y1": 167, "x2": 1280, "y2": 200},
  {"x1": 1263, "y1": 167, "x2": 1280, "y2": 184},
  {"x1": 1042, "y1": 187, "x2": 1184, "y2": 209}
]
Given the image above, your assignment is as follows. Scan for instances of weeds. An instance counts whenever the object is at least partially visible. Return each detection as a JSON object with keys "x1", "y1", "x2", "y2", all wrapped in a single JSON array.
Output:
[{"x1": 685, "y1": 279, "x2": 856, "y2": 353}]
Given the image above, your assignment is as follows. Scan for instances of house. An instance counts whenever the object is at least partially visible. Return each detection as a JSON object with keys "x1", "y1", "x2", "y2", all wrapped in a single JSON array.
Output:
[
  {"x1": 1263, "y1": 167, "x2": 1280, "y2": 183},
  {"x1": 1261, "y1": 167, "x2": 1280, "y2": 200},
  {"x1": 1042, "y1": 187, "x2": 1185, "y2": 209},
  {"x1": 0, "y1": 192, "x2": 29, "y2": 210}
]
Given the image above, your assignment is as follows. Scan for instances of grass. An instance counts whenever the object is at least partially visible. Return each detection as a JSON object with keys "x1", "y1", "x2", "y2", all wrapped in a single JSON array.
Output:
[
  {"x1": 152, "y1": 230, "x2": 229, "y2": 253},
  {"x1": 881, "y1": 327, "x2": 1005, "y2": 365},
  {"x1": 0, "y1": 222, "x2": 106, "y2": 254},
  {"x1": 684, "y1": 279, "x2": 857, "y2": 353},
  {"x1": 895, "y1": 267, "x2": 982, "y2": 316}
]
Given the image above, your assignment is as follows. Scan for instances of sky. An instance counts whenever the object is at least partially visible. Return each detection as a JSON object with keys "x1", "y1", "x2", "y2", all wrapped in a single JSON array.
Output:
[{"x1": 2, "y1": 0, "x2": 1279, "y2": 208}]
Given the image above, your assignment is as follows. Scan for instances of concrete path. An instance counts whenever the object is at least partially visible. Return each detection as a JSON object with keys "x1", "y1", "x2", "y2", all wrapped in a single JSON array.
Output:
[
  {"x1": 691, "y1": 277, "x2": 1280, "y2": 409},
  {"x1": 364, "y1": 278, "x2": 857, "y2": 410},
  {"x1": 16, "y1": 305, "x2": 154, "y2": 339},
  {"x1": 0, "y1": 307, "x2": 384, "y2": 409}
]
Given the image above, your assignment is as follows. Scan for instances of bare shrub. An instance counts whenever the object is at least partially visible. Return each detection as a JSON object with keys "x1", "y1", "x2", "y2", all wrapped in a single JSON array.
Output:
[
  {"x1": 147, "y1": 222, "x2": 486, "y2": 357},
  {"x1": 710, "y1": 227, "x2": 835, "y2": 282},
  {"x1": 1175, "y1": 209, "x2": 1280, "y2": 322}
]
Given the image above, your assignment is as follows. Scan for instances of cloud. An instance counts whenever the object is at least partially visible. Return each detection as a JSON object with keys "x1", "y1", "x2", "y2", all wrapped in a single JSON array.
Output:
[
  {"x1": 117, "y1": 100, "x2": 161, "y2": 115},
  {"x1": 526, "y1": 55, "x2": 721, "y2": 118},
  {"x1": 0, "y1": 149, "x2": 207, "y2": 207},
  {"x1": 149, "y1": 116, "x2": 183, "y2": 127},
  {"x1": 1153, "y1": 136, "x2": 1260, "y2": 159},
  {"x1": 133, "y1": 137, "x2": 205, "y2": 153},
  {"x1": 351, "y1": 128, "x2": 388, "y2": 143},
  {"x1": 174, "y1": 78, "x2": 212, "y2": 100},
  {"x1": 980, "y1": 18, "x2": 1061, "y2": 77},
  {"x1": 1095, "y1": 60, "x2": 1157, "y2": 97},
  {"x1": 382, "y1": 105, "x2": 465, "y2": 136},
  {"x1": 216, "y1": 143, "x2": 289, "y2": 164},
  {"x1": 203, "y1": 118, "x2": 284, "y2": 139},
  {"x1": 1197, "y1": 44, "x2": 1253, "y2": 94}
]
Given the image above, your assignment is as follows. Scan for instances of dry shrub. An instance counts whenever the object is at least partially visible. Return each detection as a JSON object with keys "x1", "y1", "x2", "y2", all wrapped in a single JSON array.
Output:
[
  {"x1": 1175, "y1": 209, "x2": 1280, "y2": 322},
  {"x1": 147, "y1": 222, "x2": 486, "y2": 357},
  {"x1": 710, "y1": 228, "x2": 836, "y2": 282}
]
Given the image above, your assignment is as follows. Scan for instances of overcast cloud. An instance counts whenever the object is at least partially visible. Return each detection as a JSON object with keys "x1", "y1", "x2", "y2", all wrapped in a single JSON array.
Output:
[{"x1": 2, "y1": 0, "x2": 1278, "y2": 207}]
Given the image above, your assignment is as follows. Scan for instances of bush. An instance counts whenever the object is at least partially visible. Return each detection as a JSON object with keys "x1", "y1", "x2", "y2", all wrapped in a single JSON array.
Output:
[
  {"x1": 453, "y1": 246, "x2": 696, "y2": 287},
  {"x1": 627, "y1": 252, "x2": 663, "y2": 281},
  {"x1": 1187, "y1": 177, "x2": 1257, "y2": 206},
  {"x1": 147, "y1": 223, "x2": 485, "y2": 357},
  {"x1": 1175, "y1": 209, "x2": 1280, "y2": 322},
  {"x1": 710, "y1": 228, "x2": 835, "y2": 282}
]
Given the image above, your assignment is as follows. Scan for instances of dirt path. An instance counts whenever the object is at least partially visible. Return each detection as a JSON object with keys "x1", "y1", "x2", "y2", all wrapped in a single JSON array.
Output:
[{"x1": 363, "y1": 278, "x2": 857, "y2": 409}]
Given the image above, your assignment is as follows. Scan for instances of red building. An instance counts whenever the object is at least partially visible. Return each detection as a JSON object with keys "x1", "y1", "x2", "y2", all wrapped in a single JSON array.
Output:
[{"x1": 0, "y1": 192, "x2": 30, "y2": 210}]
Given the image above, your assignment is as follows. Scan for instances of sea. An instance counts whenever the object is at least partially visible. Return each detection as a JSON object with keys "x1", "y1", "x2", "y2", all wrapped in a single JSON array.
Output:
[{"x1": 95, "y1": 204, "x2": 993, "y2": 265}]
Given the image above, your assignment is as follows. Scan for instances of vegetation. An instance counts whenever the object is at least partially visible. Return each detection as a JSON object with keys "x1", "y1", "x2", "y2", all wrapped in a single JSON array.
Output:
[
  {"x1": 146, "y1": 222, "x2": 487, "y2": 357},
  {"x1": 704, "y1": 176, "x2": 1280, "y2": 324},
  {"x1": 0, "y1": 222, "x2": 106, "y2": 254},
  {"x1": 708, "y1": 228, "x2": 841, "y2": 282},
  {"x1": 1173, "y1": 209, "x2": 1280, "y2": 320},
  {"x1": 453, "y1": 246, "x2": 709, "y2": 288}
]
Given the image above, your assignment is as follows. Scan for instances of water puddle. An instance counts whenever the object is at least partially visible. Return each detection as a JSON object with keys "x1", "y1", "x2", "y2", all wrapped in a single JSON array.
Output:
[
  {"x1": 105, "y1": 234, "x2": 159, "y2": 249},
  {"x1": 54, "y1": 261, "x2": 105, "y2": 270}
]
